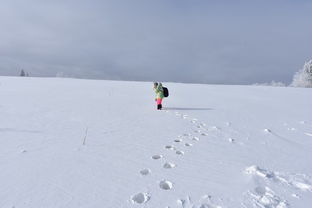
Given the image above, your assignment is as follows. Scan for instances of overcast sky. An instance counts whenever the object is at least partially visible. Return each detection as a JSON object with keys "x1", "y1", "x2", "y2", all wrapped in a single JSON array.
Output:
[{"x1": 0, "y1": 0, "x2": 311, "y2": 84}]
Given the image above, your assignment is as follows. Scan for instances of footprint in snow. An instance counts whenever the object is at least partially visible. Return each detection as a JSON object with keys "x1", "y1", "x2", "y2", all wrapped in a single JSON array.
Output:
[
  {"x1": 191, "y1": 119, "x2": 198, "y2": 123},
  {"x1": 163, "y1": 162, "x2": 176, "y2": 169},
  {"x1": 152, "y1": 155, "x2": 163, "y2": 160},
  {"x1": 201, "y1": 133, "x2": 208, "y2": 136},
  {"x1": 264, "y1": 128, "x2": 272, "y2": 133},
  {"x1": 174, "y1": 139, "x2": 183, "y2": 143},
  {"x1": 185, "y1": 143, "x2": 193, "y2": 147},
  {"x1": 159, "y1": 180, "x2": 173, "y2": 190},
  {"x1": 131, "y1": 192, "x2": 150, "y2": 204},
  {"x1": 140, "y1": 168, "x2": 151, "y2": 176},
  {"x1": 176, "y1": 150, "x2": 184, "y2": 155},
  {"x1": 228, "y1": 138, "x2": 235, "y2": 143},
  {"x1": 192, "y1": 137, "x2": 200, "y2": 141},
  {"x1": 165, "y1": 145, "x2": 176, "y2": 150}
]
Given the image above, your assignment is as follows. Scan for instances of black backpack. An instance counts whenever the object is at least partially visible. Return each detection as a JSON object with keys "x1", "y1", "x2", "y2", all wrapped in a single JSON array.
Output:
[{"x1": 163, "y1": 87, "x2": 169, "y2": 97}]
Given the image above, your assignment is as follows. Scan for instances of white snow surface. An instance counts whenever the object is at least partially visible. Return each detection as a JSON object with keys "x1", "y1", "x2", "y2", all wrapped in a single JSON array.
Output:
[{"x1": 0, "y1": 76, "x2": 311, "y2": 208}]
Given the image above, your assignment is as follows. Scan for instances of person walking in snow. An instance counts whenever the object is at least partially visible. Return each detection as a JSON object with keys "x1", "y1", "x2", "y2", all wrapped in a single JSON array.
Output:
[{"x1": 153, "y1": 82, "x2": 164, "y2": 110}]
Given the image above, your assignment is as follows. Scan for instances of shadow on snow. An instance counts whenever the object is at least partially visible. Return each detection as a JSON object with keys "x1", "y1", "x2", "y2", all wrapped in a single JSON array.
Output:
[{"x1": 163, "y1": 107, "x2": 213, "y2": 111}]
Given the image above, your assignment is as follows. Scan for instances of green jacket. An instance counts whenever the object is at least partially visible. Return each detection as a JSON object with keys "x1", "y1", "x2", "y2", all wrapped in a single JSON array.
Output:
[{"x1": 154, "y1": 83, "x2": 164, "y2": 99}]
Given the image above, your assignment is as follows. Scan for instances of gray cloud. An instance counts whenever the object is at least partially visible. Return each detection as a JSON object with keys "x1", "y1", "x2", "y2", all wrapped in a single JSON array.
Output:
[{"x1": 0, "y1": 0, "x2": 311, "y2": 84}]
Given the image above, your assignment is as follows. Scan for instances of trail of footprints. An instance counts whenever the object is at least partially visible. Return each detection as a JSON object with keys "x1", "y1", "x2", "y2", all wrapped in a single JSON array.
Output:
[
  {"x1": 130, "y1": 112, "x2": 210, "y2": 205},
  {"x1": 130, "y1": 114, "x2": 312, "y2": 206}
]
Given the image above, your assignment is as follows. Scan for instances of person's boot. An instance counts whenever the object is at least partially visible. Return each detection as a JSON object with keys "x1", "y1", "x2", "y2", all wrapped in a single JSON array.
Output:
[
  {"x1": 157, "y1": 104, "x2": 162, "y2": 110},
  {"x1": 159, "y1": 104, "x2": 162, "y2": 110}
]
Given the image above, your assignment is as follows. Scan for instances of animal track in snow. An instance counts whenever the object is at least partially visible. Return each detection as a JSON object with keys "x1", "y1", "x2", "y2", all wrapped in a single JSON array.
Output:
[
  {"x1": 159, "y1": 180, "x2": 173, "y2": 190},
  {"x1": 163, "y1": 162, "x2": 176, "y2": 169},
  {"x1": 152, "y1": 155, "x2": 163, "y2": 160},
  {"x1": 140, "y1": 168, "x2": 151, "y2": 176},
  {"x1": 176, "y1": 150, "x2": 184, "y2": 155},
  {"x1": 131, "y1": 192, "x2": 150, "y2": 204}
]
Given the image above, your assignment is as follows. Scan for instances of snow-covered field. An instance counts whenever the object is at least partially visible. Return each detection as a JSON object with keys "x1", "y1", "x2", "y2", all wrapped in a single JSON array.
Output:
[{"x1": 0, "y1": 76, "x2": 311, "y2": 208}]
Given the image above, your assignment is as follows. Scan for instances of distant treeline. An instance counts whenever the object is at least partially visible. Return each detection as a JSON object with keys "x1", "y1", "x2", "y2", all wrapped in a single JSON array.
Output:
[{"x1": 20, "y1": 70, "x2": 30, "y2": 77}]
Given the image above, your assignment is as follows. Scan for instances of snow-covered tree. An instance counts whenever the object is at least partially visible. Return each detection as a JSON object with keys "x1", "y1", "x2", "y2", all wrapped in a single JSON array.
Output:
[
  {"x1": 291, "y1": 60, "x2": 312, "y2": 88},
  {"x1": 20, "y1": 69, "x2": 25, "y2": 77},
  {"x1": 252, "y1": 81, "x2": 286, "y2": 87}
]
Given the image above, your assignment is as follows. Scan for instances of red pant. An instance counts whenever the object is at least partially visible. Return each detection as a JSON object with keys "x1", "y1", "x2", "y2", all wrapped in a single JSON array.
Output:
[{"x1": 156, "y1": 99, "x2": 162, "y2": 105}]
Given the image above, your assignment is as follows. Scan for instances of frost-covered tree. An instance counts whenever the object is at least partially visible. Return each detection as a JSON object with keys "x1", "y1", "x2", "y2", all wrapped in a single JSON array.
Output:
[
  {"x1": 252, "y1": 81, "x2": 286, "y2": 87},
  {"x1": 291, "y1": 60, "x2": 312, "y2": 88},
  {"x1": 20, "y1": 69, "x2": 25, "y2": 77}
]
